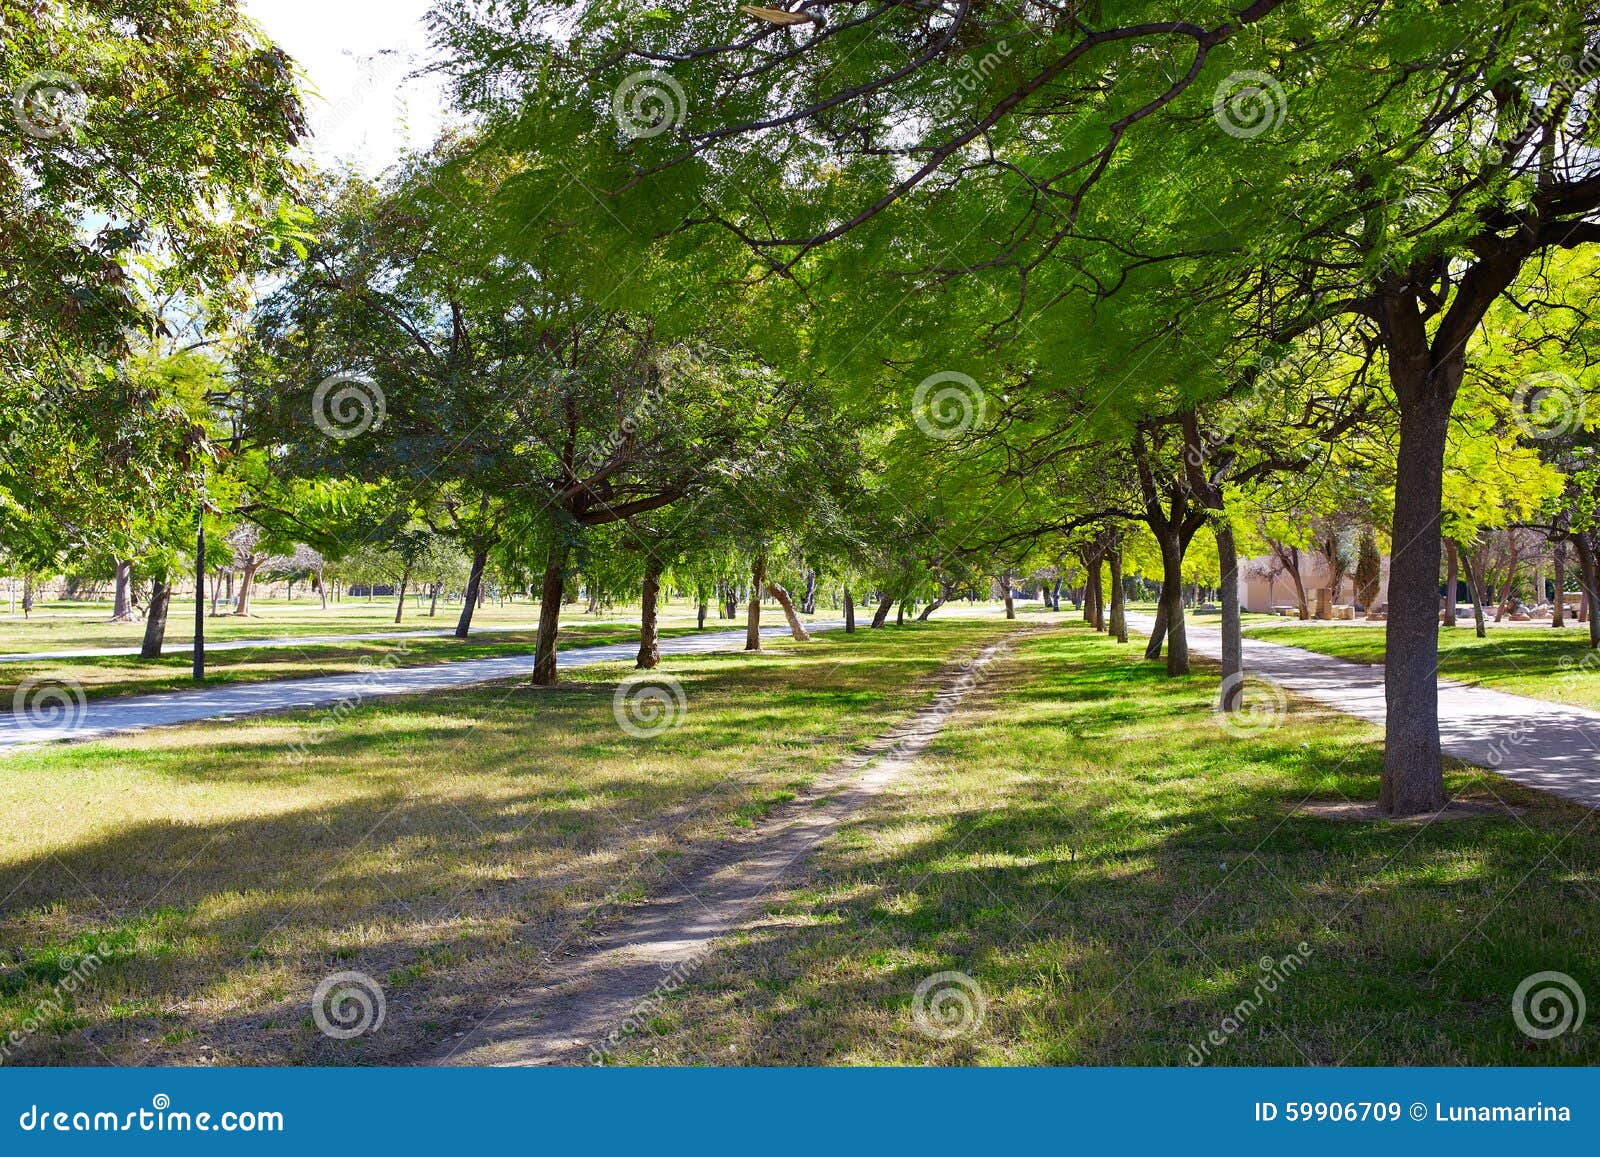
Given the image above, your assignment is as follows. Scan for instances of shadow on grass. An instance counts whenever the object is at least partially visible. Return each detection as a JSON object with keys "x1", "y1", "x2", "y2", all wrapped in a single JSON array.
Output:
[
  {"x1": 0, "y1": 618, "x2": 1017, "y2": 1065},
  {"x1": 608, "y1": 627, "x2": 1600, "y2": 1067}
]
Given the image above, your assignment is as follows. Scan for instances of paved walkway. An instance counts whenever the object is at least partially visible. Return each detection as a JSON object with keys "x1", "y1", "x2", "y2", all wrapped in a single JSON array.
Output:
[
  {"x1": 0, "y1": 620, "x2": 559, "y2": 663},
  {"x1": 1130, "y1": 613, "x2": 1600, "y2": 810},
  {"x1": 0, "y1": 623, "x2": 842, "y2": 751}
]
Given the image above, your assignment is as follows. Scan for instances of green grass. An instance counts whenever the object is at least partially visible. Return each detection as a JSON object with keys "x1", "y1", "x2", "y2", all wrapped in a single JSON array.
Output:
[
  {"x1": 0, "y1": 617, "x2": 1017, "y2": 1065},
  {"x1": 609, "y1": 625, "x2": 1600, "y2": 1066},
  {"x1": 1245, "y1": 623, "x2": 1600, "y2": 712}
]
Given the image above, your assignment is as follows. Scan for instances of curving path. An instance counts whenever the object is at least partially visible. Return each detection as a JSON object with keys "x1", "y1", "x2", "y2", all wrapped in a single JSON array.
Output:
[
  {"x1": 0, "y1": 619, "x2": 555, "y2": 663},
  {"x1": 0, "y1": 623, "x2": 842, "y2": 752},
  {"x1": 1130, "y1": 612, "x2": 1600, "y2": 810}
]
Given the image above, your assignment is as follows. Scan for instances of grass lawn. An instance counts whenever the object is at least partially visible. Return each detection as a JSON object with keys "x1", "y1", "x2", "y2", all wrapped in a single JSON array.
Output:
[
  {"x1": 1244, "y1": 623, "x2": 1600, "y2": 712},
  {"x1": 608, "y1": 625, "x2": 1600, "y2": 1066},
  {"x1": 0, "y1": 618, "x2": 1016, "y2": 1065}
]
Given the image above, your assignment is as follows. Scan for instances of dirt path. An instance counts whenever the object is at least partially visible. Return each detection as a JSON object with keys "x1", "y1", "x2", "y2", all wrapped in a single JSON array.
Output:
[{"x1": 428, "y1": 634, "x2": 1019, "y2": 1066}]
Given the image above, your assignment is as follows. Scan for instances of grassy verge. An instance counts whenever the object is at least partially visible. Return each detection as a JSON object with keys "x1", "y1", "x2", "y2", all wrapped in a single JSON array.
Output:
[
  {"x1": 1244, "y1": 623, "x2": 1600, "y2": 712},
  {"x1": 610, "y1": 624, "x2": 1600, "y2": 1066},
  {"x1": 0, "y1": 617, "x2": 1015, "y2": 1065}
]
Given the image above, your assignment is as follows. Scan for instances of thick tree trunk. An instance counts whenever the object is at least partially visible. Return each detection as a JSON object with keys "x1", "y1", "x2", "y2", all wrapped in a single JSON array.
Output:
[
  {"x1": 1443, "y1": 539, "x2": 1458, "y2": 627},
  {"x1": 1214, "y1": 519, "x2": 1242, "y2": 710},
  {"x1": 696, "y1": 585, "x2": 709, "y2": 630},
  {"x1": 456, "y1": 544, "x2": 490, "y2": 638},
  {"x1": 1553, "y1": 543, "x2": 1567, "y2": 628},
  {"x1": 637, "y1": 560, "x2": 663, "y2": 668},
  {"x1": 843, "y1": 587, "x2": 855, "y2": 633},
  {"x1": 917, "y1": 583, "x2": 948, "y2": 622},
  {"x1": 1382, "y1": 394, "x2": 1452, "y2": 816},
  {"x1": 1157, "y1": 532, "x2": 1189, "y2": 675},
  {"x1": 111, "y1": 560, "x2": 135, "y2": 622},
  {"x1": 22, "y1": 573, "x2": 33, "y2": 618},
  {"x1": 1109, "y1": 546, "x2": 1127, "y2": 644},
  {"x1": 765, "y1": 581, "x2": 811, "y2": 641},
  {"x1": 801, "y1": 570, "x2": 817, "y2": 615},
  {"x1": 428, "y1": 583, "x2": 440, "y2": 617},
  {"x1": 745, "y1": 555, "x2": 766, "y2": 651},
  {"x1": 531, "y1": 539, "x2": 569, "y2": 686},
  {"x1": 1001, "y1": 573, "x2": 1015, "y2": 620},
  {"x1": 139, "y1": 574, "x2": 171, "y2": 660},
  {"x1": 233, "y1": 561, "x2": 259, "y2": 615},
  {"x1": 870, "y1": 591, "x2": 894, "y2": 629}
]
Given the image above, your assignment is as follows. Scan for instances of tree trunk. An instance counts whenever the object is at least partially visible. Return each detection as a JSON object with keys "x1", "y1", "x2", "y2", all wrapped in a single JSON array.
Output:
[
  {"x1": 801, "y1": 570, "x2": 817, "y2": 615},
  {"x1": 531, "y1": 539, "x2": 569, "y2": 686},
  {"x1": 844, "y1": 587, "x2": 856, "y2": 633},
  {"x1": 1001, "y1": 573, "x2": 1015, "y2": 620},
  {"x1": 1382, "y1": 393, "x2": 1451, "y2": 816},
  {"x1": 318, "y1": 568, "x2": 329, "y2": 610},
  {"x1": 1553, "y1": 542, "x2": 1567, "y2": 628},
  {"x1": 193, "y1": 510, "x2": 205, "y2": 682},
  {"x1": 637, "y1": 560, "x2": 663, "y2": 668},
  {"x1": 870, "y1": 591, "x2": 894, "y2": 629},
  {"x1": 1572, "y1": 536, "x2": 1600, "y2": 649},
  {"x1": 1453, "y1": 542, "x2": 1487, "y2": 639},
  {"x1": 394, "y1": 565, "x2": 411, "y2": 624},
  {"x1": 1109, "y1": 546, "x2": 1127, "y2": 644},
  {"x1": 917, "y1": 582, "x2": 948, "y2": 621},
  {"x1": 1089, "y1": 554, "x2": 1106, "y2": 632},
  {"x1": 456, "y1": 544, "x2": 490, "y2": 638},
  {"x1": 1214, "y1": 519, "x2": 1242, "y2": 710},
  {"x1": 1443, "y1": 539, "x2": 1458, "y2": 627},
  {"x1": 696, "y1": 585, "x2": 709, "y2": 630},
  {"x1": 22, "y1": 573, "x2": 32, "y2": 618},
  {"x1": 1157, "y1": 531, "x2": 1189, "y2": 675},
  {"x1": 233, "y1": 561, "x2": 259, "y2": 615},
  {"x1": 1144, "y1": 599, "x2": 1168, "y2": 660},
  {"x1": 745, "y1": 555, "x2": 766, "y2": 650},
  {"x1": 139, "y1": 574, "x2": 171, "y2": 660},
  {"x1": 111, "y1": 560, "x2": 135, "y2": 622},
  {"x1": 765, "y1": 581, "x2": 811, "y2": 641}
]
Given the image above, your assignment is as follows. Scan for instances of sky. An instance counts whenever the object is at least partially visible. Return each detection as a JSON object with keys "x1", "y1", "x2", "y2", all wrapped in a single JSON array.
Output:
[{"x1": 242, "y1": 0, "x2": 450, "y2": 173}]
